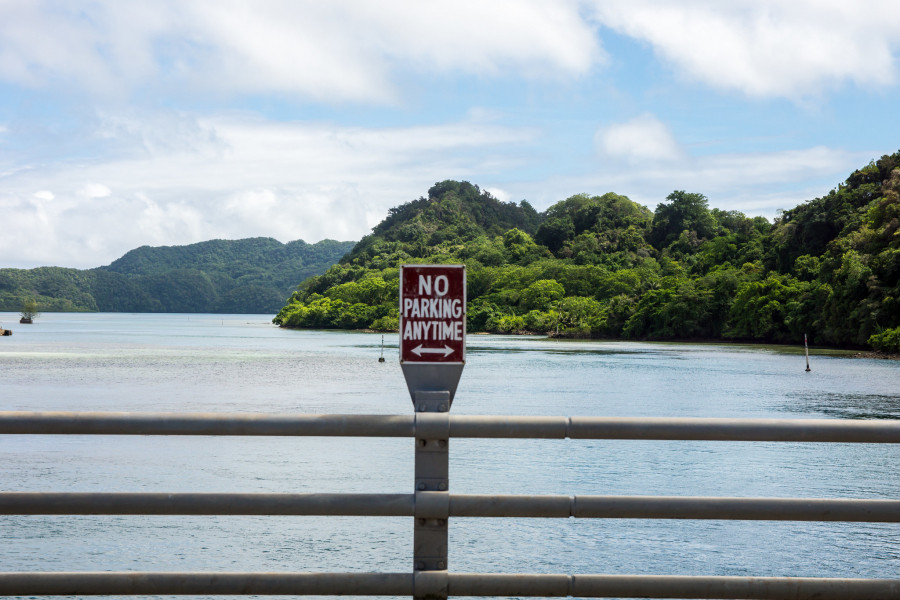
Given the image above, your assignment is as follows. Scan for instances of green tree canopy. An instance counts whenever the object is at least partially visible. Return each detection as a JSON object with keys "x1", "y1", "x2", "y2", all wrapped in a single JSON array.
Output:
[{"x1": 650, "y1": 191, "x2": 717, "y2": 250}]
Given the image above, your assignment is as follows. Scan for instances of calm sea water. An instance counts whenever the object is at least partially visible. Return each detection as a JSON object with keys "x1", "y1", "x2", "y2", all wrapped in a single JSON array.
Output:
[{"x1": 2, "y1": 312, "x2": 900, "y2": 597}]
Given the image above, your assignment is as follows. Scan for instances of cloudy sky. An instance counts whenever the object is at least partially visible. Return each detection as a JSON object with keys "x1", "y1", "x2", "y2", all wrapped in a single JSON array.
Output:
[{"x1": 2, "y1": 1, "x2": 899, "y2": 268}]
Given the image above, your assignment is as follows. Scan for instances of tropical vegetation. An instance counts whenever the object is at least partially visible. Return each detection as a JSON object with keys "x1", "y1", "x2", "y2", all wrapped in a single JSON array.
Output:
[
  {"x1": 19, "y1": 298, "x2": 39, "y2": 323},
  {"x1": 0, "y1": 237, "x2": 354, "y2": 314},
  {"x1": 275, "y1": 152, "x2": 900, "y2": 351}
]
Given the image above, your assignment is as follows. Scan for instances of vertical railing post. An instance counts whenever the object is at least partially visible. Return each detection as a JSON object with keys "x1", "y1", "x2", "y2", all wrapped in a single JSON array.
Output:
[
  {"x1": 399, "y1": 263, "x2": 465, "y2": 600},
  {"x1": 413, "y1": 390, "x2": 450, "y2": 600}
]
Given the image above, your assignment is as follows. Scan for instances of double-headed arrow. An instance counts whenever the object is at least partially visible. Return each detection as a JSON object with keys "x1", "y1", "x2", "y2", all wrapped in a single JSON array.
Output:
[{"x1": 411, "y1": 344, "x2": 455, "y2": 357}]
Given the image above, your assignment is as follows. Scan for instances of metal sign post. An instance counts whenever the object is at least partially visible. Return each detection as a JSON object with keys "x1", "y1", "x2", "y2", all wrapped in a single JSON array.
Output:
[{"x1": 399, "y1": 264, "x2": 465, "y2": 599}]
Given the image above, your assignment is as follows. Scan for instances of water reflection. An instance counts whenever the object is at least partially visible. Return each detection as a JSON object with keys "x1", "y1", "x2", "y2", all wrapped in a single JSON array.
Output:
[{"x1": 785, "y1": 392, "x2": 900, "y2": 419}]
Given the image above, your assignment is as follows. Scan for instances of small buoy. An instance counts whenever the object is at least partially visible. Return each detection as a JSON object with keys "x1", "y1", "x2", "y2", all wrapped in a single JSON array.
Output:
[{"x1": 804, "y1": 333, "x2": 811, "y2": 372}]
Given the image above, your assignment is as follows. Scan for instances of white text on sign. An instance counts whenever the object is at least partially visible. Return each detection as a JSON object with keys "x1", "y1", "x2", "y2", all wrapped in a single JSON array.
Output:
[
  {"x1": 403, "y1": 320, "x2": 464, "y2": 341},
  {"x1": 418, "y1": 274, "x2": 449, "y2": 296},
  {"x1": 402, "y1": 274, "x2": 464, "y2": 342},
  {"x1": 402, "y1": 297, "x2": 463, "y2": 319}
]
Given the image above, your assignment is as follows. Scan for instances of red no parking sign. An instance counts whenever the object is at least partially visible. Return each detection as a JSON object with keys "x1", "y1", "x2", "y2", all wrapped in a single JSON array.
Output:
[{"x1": 399, "y1": 264, "x2": 466, "y2": 364}]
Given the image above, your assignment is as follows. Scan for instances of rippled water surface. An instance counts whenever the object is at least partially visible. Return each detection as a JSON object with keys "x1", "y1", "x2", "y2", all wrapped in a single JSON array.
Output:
[{"x1": 2, "y1": 312, "x2": 899, "y2": 597}]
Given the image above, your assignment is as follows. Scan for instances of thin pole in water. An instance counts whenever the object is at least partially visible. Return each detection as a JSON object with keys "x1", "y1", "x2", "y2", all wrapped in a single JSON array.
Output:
[
  {"x1": 804, "y1": 333, "x2": 811, "y2": 372},
  {"x1": 378, "y1": 334, "x2": 385, "y2": 363}
]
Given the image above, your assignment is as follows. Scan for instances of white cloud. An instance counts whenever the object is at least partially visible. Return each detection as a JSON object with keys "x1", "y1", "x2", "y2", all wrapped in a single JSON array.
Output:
[
  {"x1": 590, "y1": 0, "x2": 900, "y2": 98},
  {"x1": 0, "y1": 104, "x2": 877, "y2": 270},
  {"x1": 0, "y1": 0, "x2": 600, "y2": 103},
  {"x1": 532, "y1": 145, "x2": 865, "y2": 216},
  {"x1": 0, "y1": 2, "x2": 169, "y2": 96},
  {"x1": 2, "y1": 1, "x2": 898, "y2": 106},
  {"x1": 80, "y1": 183, "x2": 111, "y2": 199},
  {"x1": 1, "y1": 1, "x2": 894, "y2": 271},
  {"x1": 484, "y1": 187, "x2": 511, "y2": 203},
  {"x1": 0, "y1": 111, "x2": 535, "y2": 268},
  {"x1": 368, "y1": 0, "x2": 600, "y2": 76},
  {"x1": 596, "y1": 114, "x2": 684, "y2": 162}
]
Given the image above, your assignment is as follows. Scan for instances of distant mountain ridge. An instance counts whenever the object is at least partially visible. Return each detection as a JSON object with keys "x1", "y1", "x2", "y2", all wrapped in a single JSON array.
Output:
[{"x1": 0, "y1": 237, "x2": 355, "y2": 314}]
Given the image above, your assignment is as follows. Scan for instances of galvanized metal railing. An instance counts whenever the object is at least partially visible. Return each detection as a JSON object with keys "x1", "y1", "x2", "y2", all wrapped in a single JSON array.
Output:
[
  {"x1": 3, "y1": 410, "x2": 900, "y2": 599},
  {"x1": 7, "y1": 411, "x2": 900, "y2": 441},
  {"x1": 5, "y1": 492, "x2": 900, "y2": 521},
  {"x1": 3, "y1": 572, "x2": 900, "y2": 598}
]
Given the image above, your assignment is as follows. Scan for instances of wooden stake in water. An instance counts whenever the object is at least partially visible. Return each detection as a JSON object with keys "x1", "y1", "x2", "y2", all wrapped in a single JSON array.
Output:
[
  {"x1": 804, "y1": 333, "x2": 811, "y2": 372},
  {"x1": 378, "y1": 334, "x2": 385, "y2": 363}
]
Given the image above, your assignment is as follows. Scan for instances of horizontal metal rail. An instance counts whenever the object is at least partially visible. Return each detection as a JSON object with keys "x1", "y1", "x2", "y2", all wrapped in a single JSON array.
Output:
[
  {"x1": 4, "y1": 412, "x2": 900, "y2": 442},
  {"x1": 0, "y1": 492, "x2": 413, "y2": 516},
  {"x1": 456, "y1": 416, "x2": 900, "y2": 442},
  {"x1": 0, "y1": 572, "x2": 411, "y2": 596},
  {"x1": 453, "y1": 494, "x2": 900, "y2": 521},
  {"x1": 2, "y1": 572, "x2": 899, "y2": 598},
  {"x1": 0, "y1": 412, "x2": 414, "y2": 437},
  {"x1": 3, "y1": 492, "x2": 900, "y2": 522}
]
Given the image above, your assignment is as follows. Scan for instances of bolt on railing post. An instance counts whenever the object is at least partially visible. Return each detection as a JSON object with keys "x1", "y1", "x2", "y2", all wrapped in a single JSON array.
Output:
[{"x1": 413, "y1": 390, "x2": 450, "y2": 600}]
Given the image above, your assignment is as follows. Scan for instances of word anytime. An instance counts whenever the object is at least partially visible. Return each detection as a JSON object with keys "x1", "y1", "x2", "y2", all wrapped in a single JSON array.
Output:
[{"x1": 402, "y1": 319, "x2": 464, "y2": 342}]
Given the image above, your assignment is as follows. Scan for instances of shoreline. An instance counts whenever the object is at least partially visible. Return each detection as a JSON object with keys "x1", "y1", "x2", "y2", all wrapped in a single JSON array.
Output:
[
  {"x1": 850, "y1": 350, "x2": 900, "y2": 360},
  {"x1": 304, "y1": 325, "x2": 899, "y2": 359}
]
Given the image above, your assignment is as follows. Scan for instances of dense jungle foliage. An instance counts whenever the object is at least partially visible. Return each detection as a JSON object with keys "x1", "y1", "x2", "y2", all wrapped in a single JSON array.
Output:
[
  {"x1": 0, "y1": 238, "x2": 354, "y2": 314},
  {"x1": 275, "y1": 152, "x2": 900, "y2": 352}
]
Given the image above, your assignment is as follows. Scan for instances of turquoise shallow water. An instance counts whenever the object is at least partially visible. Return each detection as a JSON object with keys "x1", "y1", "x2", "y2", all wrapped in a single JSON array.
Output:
[{"x1": 1, "y1": 312, "x2": 899, "y2": 597}]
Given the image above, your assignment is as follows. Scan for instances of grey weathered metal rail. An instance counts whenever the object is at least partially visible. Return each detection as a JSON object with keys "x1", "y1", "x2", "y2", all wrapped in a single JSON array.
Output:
[
  {"x1": 4, "y1": 411, "x2": 900, "y2": 442},
  {"x1": 3, "y1": 492, "x2": 900, "y2": 522},
  {"x1": 2, "y1": 572, "x2": 900, "y2": 598},
  {"x1": 0, "y1": 411, "x2": 415, "y2": 437},
  {"x1": 5, "y1": 410, "x2": 900, "y2": 598},
  {"x1": 0, "y1": 572, "x2": 413, "y2": 596}
]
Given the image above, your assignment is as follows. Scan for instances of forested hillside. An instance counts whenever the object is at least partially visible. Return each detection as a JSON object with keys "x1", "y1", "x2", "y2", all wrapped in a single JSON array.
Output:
[
  {"x1": 0, "y1": 237, "x2": 354, "y2": 314},
  {"x1": 275, "y1": 152, "x2": 900, "y2": 352}
]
